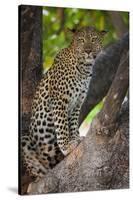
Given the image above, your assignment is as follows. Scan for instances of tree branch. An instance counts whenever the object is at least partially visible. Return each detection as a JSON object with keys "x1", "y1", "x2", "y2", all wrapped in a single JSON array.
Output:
[
  {"x1": 56, "y1": 8, "x2": 65, "y2": 34},
  {"x1": 98, "y1": 51, "x2": 129, "y2": 126}
]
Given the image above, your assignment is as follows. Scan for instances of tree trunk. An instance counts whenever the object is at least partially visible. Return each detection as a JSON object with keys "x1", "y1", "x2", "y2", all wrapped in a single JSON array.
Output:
[
  {"x1": 19, "y1": 5, "x2": 42, "y2": 194},
  {"x1": 19, "y1": 5, "x2": 42, "y2": 130}
]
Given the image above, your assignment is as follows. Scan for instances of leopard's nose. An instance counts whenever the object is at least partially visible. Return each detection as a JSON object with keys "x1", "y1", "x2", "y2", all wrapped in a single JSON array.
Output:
[
  {"x1": 93, "y1": 53, "x2": 97, "y2": 59},
  {"x1": 93, "y1": 54, "x2": 96, "y2": 59}
]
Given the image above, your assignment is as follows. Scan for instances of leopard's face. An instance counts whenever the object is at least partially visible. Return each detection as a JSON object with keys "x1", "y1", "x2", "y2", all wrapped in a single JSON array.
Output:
[{"x1": 71, "y1": 26, "x2": 107, "y2": 56}]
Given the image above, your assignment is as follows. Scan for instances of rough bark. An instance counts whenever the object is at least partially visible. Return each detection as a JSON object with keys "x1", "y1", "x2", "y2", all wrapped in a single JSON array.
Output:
[
  {"x1": 19, "y1": 5, "x2": 42, "y2": 122},
  {"x1": 27, "y1": 37, "x2": 129, "y2": 194},
  {"x1": 19, "y1": 5, "x2": 42, "y2": 194}
]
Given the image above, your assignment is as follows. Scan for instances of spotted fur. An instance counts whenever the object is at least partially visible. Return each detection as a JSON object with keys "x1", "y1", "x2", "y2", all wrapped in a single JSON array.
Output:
[{"x1": 21, "y1": 27, "x2": 106, "y2": 178}]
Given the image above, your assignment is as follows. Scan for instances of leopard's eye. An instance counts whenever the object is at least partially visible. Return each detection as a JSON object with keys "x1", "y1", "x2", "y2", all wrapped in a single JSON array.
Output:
[
  {"x1": 77, "y1": 38, "x2": 84, "y2": 43},
  {"x1": 91, "y1": 36, "x2": 98, "y2": 42}
]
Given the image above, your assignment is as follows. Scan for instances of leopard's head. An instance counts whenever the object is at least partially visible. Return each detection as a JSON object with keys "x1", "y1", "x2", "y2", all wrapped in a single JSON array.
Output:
[{"x1": 70, "y1": 26, "x2": 107, "y2": 57}]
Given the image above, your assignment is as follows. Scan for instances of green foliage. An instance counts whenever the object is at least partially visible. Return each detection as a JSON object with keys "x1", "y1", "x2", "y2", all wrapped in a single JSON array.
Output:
[
  {"x1": 85, "y1": 101, "x2": 104, "y2": 123},
  {"x1": 43, "y1": 7, "x2": 129, "y2": 70}
]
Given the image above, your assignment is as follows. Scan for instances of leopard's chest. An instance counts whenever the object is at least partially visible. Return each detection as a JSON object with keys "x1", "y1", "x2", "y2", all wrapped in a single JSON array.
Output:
[{"x1": 68, "y1": 77, "x2": 89, "y2": 112}]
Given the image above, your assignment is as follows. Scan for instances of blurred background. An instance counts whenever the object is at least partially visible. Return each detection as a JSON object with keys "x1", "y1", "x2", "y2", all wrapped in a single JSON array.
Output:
[{"x1": 42, "y1": 7, "x2": 129, "y2": 135}]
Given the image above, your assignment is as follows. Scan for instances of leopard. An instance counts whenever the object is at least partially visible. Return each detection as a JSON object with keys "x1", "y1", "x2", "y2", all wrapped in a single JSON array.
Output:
[{"x1": 21, "y1": 26, "x2": 107, "y2": 180}]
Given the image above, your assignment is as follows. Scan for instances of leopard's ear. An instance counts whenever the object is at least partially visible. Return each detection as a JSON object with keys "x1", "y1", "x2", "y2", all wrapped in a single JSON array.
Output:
[
  {"x1": 100, "y1": 30, "x2": 108, "y2": 36},
  {"x1": 65, "y1": 28, "x2": 77, "y2": 34},
  {"x1": 70, "y1": 28, "x2": 77, "y2": 33}
]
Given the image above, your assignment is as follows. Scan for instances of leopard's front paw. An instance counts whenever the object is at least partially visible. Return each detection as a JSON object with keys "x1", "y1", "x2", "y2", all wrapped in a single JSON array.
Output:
[
  {"x1": 61, "y1": 139, "x2": 80, "y2": 156},
  {"x1": 69, "y1": 139, "x2": 80, "y2": 150}
]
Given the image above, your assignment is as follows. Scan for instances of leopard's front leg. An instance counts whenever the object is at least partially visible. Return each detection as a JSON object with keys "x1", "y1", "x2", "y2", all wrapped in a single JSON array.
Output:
[
  {"x1": 68, "y1": 106, "x2": 81, "y2": 141},
  {"x1": 68, "y1": 92, "x2": 86, "y2": 141},
  {"x1": 53, "y1": 98, "x2": 80, "y2": 156}
]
